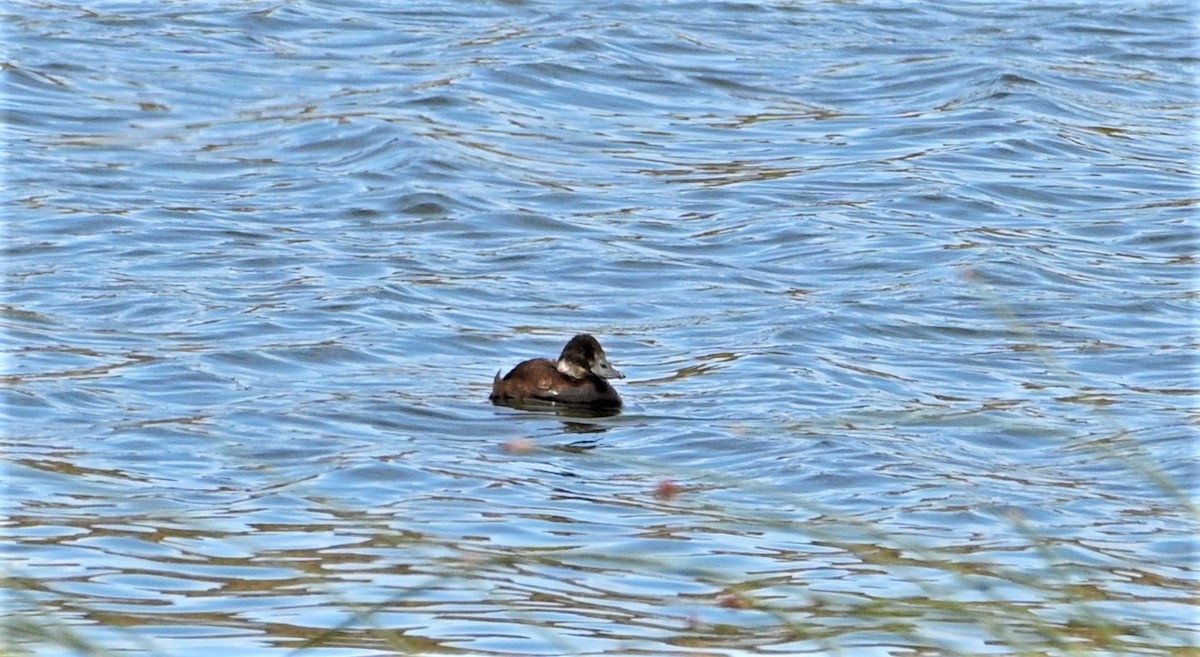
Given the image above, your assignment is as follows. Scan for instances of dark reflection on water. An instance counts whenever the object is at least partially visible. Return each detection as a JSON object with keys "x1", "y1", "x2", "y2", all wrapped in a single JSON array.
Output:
[
  {"x1": 3, "y1": 0, "x2": 1197, "y2": 655},
  {"x1": 490, "y1": 397, "x2": 622, "y2": 420}
]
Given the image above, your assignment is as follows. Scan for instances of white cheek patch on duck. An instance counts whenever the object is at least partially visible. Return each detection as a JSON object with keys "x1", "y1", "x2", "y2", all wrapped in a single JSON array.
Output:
[{"x1": 556, "y1": 359, "x2": 588, "y2": 379}]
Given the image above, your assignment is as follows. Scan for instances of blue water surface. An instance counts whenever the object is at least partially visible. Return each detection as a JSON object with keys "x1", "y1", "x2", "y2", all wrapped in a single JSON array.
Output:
[{"x1": 3, "y1": 1, "x2": 1197, "y2": 655}]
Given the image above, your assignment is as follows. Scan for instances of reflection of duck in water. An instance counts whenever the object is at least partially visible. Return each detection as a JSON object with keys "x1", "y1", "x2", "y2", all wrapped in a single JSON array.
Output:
[{"x1": 490, "y1": 334, "x2": 624, "y2": 411}]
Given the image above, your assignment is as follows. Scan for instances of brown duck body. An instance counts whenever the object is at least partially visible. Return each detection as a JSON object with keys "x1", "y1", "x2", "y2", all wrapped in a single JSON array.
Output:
[
  {"x1": 489, "y1": 334, "x2": 624, "y2": 410},
  {"x1": 491, "y1": 359, "x2": 622, "y2": 408}
]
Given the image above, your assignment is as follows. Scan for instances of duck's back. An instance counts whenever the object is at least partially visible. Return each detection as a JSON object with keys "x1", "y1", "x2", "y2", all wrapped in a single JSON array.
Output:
[{"x1": 490, "y1": 358, "x2": 557, "y2": 401}]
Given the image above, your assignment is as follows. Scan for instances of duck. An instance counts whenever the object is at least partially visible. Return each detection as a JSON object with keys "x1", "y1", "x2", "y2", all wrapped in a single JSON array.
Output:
[{"x1": 490, "y1": 334, "x2": 624, "y2": 409}]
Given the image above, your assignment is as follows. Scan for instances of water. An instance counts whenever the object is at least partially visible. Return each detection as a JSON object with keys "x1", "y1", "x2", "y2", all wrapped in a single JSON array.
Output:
[{"x1": 3, "y1": 1, "x2": 1197, "y2": 655}]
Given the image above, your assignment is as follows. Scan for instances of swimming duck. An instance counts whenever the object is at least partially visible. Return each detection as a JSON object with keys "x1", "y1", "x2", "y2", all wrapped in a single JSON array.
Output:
[{"x1": 490, "y1": 334, "x2": 624, "y2": 409}]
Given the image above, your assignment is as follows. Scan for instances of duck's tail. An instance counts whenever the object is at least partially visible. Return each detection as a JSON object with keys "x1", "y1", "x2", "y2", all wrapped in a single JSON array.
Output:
[{"x1": 489, "y1": 370, "x2": 503, "y2": 400}]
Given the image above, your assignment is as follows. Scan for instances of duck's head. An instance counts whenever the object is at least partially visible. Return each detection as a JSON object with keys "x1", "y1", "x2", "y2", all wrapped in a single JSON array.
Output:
[{"x1": 556, "y1": 334, "x2": 624, "y2": 380}]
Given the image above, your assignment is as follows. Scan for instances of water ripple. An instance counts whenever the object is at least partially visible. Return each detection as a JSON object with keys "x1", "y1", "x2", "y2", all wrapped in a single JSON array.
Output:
[{"x1": 4, "y1": 0, "x2": 1196, "y2": 655}]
